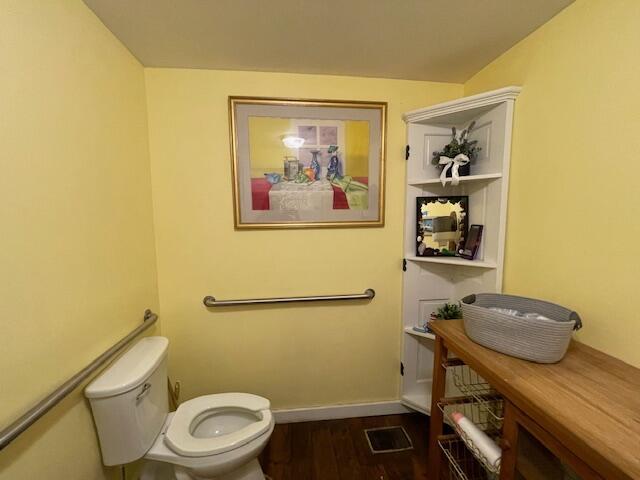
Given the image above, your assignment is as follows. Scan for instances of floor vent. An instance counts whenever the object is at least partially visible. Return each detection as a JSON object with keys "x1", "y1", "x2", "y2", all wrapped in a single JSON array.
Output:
[{"x1": 364, "y1": 426, "x2": 413, "y2": 454}]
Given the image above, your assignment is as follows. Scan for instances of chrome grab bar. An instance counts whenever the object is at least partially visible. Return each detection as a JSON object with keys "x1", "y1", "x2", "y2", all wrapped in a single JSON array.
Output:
[
  {"x1": 203, "y1": 289, "x2": 375, "y2": 307},
  {"x1": 0, "y1": 309, "x2": 158, "y2": 451}
]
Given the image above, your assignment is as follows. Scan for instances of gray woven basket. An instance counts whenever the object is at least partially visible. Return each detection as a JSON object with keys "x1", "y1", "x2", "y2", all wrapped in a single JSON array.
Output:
[{"x1": 461, "y1": 293, "x2": 582, "y2": 363}]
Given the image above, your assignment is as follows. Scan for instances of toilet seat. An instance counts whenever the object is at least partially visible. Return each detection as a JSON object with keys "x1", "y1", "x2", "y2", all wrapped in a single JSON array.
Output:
[{"x1": 164, "y1": 393, "x2": 272, "y2": 458}]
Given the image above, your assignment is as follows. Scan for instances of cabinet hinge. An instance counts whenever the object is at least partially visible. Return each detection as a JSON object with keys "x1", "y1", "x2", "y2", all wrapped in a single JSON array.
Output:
[
  {"x1": 400, "y1": 362, "x2": 405, "y2": 376},
  {"x1": 402, "y1": 259, "x2": 407, "y2": 271},
  {"x1": 405, "y1": 145, "x2": 410, "y2": 160}
]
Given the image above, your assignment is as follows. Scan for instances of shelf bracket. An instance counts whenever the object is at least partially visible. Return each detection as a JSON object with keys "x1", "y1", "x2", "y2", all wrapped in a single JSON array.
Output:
[
  {"x1": 405, "y1": 145, "x2": 410, "y2": 160},
  {"x1": 402, "y1": 259, "x2": 407, "y2": 271},
  {"x1": 400, "y1": 362, "x2": 404, "y2": 376}
]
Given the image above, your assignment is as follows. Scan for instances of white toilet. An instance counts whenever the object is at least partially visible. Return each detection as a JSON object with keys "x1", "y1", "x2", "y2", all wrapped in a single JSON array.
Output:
[{"x1": 85, "y1": 337, "x2": 274, "y2": 480}]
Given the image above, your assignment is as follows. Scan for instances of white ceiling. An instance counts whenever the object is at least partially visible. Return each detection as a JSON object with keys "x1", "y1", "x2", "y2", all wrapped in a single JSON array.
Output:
[{"x1": 83, "y1": 0, "x2": 573, "y2": 83}]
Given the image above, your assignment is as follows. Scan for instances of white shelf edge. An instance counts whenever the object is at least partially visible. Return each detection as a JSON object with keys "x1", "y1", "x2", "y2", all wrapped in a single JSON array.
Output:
[
  {"x1": 406, "y1": 255, "x2": 497, "y2": 269},
  {"x1": 400, "y1": 392, "x2": 432, "y2": 415},
  {"x1": 404, "y1": 326, "x2": 436, "y2": 340},
  {"x1": 407, "y1": 172, "x2": 502, "y2": 186},
  {"x1": 403, "y1": 86, "x2": 522, "y2": 123}
]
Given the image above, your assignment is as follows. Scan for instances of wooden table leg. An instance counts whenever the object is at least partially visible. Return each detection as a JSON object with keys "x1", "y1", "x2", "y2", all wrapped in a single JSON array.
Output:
[
  {"x1": 499, "y1": 400, "x2": 519, "y2": 480},
  {"x1": 427, "y1": 335, "x2": 448, "y2": 480}
]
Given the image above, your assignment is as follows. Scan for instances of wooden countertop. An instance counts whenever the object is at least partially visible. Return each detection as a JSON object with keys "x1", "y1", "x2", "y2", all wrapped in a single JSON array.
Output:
[{"x1": 430, "y1": 320, "x2": 640, "y2": 480}]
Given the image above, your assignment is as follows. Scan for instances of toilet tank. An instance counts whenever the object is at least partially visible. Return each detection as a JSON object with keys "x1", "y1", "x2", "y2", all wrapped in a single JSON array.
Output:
[{"x1": 85, "y1": 336, "x2": 169, "y2": 466}]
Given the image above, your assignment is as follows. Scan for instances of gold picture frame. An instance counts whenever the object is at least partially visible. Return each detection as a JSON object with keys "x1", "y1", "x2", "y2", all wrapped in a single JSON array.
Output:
[{"x1": 229, "y1": 96, "x2": 387, "y2": 229}]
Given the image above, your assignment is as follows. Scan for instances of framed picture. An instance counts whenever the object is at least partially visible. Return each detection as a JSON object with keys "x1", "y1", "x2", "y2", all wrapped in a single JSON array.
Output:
[
  {"x1": 229, "y1": 97, "x2": 387, "y2": 229},
  {"x1": 459, "y1": 224, "x2": 483, "y2": 259},
  {"x1": 416, "y1": 196, "x2": 468, "y2": 257}
]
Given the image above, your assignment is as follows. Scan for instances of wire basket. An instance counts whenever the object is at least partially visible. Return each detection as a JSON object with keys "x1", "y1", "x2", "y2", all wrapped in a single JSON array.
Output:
[
  {"x1": 445, "y1": 361, "x2": 504, "y2": 429},
  {"x1": 439, "y1": 435, "x2": 498, "y2": 480},
  {"x1": 438, "y1": 394, "x2": 503, "y2": 475},
  {"x1": 438, "y1": 395, "x2": 503, "y2": 435}
]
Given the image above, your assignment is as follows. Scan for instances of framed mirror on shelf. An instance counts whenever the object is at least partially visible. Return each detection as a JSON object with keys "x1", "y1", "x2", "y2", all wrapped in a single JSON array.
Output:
[{"x1": 416, "y1": 196, "x2": 468, "y2": 257}]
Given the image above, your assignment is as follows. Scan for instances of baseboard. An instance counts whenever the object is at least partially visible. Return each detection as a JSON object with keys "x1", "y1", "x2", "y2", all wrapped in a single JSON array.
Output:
[{"x1": 272, "y1": 400, "x2": 414, "y2": 424}]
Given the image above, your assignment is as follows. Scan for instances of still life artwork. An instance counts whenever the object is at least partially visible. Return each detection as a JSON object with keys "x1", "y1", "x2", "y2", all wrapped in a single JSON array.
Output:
[
  {"x1": 416, "y1": 196, "x2": 468, "y2": 257},
  {"x1": 229, "y1": 97, "x2": 386, "y2": 228}
]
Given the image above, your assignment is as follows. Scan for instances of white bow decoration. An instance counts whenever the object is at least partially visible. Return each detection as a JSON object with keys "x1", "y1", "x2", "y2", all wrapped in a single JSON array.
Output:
[{"x1": 439, "y1": 154, "x2": 469, "y2": 186}]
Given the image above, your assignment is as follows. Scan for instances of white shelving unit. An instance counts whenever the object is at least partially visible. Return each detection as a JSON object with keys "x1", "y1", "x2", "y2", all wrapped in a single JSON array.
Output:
[
  {"x1": 404, "y1": 326, "x2": 436, "y2": 340},
  {"x1": 399, "y1": 87, "x2": 521, "y2": 414},
  {"x1": 406, "y1": 256, "x2": 497, "y2": 269},
  {"x1": 407, "y1": 172, "x2": 503, "y2": 186}
]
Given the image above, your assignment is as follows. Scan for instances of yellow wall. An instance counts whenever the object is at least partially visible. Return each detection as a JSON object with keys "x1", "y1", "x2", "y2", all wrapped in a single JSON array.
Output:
[
  {"x1": 0, "y1": 1, "x2": 158, "y2": 479},
  {"x1": 145, "y1": 68, "x2": 462, "y2": 408},
  {"x1": 345, "y1": 120, "x2": 370, "y2": 177},
  {"x1": 465, "y1": 0, "x2": 640, "y2": 366}
]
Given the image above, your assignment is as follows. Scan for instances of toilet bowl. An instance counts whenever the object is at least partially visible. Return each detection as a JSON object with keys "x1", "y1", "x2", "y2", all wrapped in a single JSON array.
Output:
[
  {"x1": 85, "y1": 337, "x2": 274, "y2": 480},
  {"x1": 146, "y1": 394, "x2": 274, "y2": 480}
]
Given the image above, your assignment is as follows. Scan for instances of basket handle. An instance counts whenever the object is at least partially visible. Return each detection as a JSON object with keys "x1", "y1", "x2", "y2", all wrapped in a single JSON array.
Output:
[
  {"x1": 461, "y1": 294, "x2": 476, "y2": 305},
  {"x1": 570, "y1": 311, "x2": 583, "y2": 330}
]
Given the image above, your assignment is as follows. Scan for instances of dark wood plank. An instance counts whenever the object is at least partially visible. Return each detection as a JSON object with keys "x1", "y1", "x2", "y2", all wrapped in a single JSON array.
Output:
[
  {"x1": 350, "y1": 415, "x2": 380, "y2": 468},
  {"x1": 259, "y1": 422, "x2": 291, "y2": 480},
  {"x1": 311, "y1": 422, "x2": 340, "y2": 479},
  {"x1": 289, "y1": 420, "x2": 315, "y2": 480},
  {"x1": 260, "y1": 413, "x2": 430, "y2": 480},
  {"x1": 328, "y1": 419, "x2": 366, "y2": 480},
  {"x1": 363, "y1": 463, "x2": 388, "y2": 480},
  {"x1": 398, "y1": 413, "x2": 430, "y2": 480}
]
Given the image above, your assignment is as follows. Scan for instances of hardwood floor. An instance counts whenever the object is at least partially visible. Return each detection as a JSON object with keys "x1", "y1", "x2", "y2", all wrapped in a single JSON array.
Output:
[{"x1": 258, "y1": 413, "x2": 431, "y2": 480}]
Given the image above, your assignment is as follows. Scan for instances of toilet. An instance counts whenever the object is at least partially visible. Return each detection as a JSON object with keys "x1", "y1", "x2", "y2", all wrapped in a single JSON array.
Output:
[{"x1": 84, "y1": 337, "x2": 274, "y2": 480}]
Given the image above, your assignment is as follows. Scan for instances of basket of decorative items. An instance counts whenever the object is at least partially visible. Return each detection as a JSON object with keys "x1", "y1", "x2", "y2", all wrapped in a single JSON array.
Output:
[
  {"x1": 461, "y1": 293, "x2": 582, "y2": 363},
  {"x1": 432, "y1": 121, "x2": 481, "y2": 186}
]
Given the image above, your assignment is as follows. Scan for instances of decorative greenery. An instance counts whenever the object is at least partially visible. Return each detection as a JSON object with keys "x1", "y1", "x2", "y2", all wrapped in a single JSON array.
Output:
[
  {"x1": 434, "y1": 303, "x2": 463, "y2": 320},
  {"x1": 431, "y1": 121, "x2": 481, "y2": 165}
]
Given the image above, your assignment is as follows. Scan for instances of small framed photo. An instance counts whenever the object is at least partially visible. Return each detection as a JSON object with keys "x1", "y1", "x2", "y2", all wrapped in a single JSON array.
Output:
[
  {"x1": 458, "y1": 224, "x2": 483, "y2": 260},
  {"x1": 229, "y1": 97, "x2": 387, "y2": 229}
]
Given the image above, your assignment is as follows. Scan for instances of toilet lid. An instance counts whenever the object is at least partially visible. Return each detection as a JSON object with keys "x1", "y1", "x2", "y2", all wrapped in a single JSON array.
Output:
[{"x1": 164, "y1": 393, "x2": 272, "y2": 457}]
